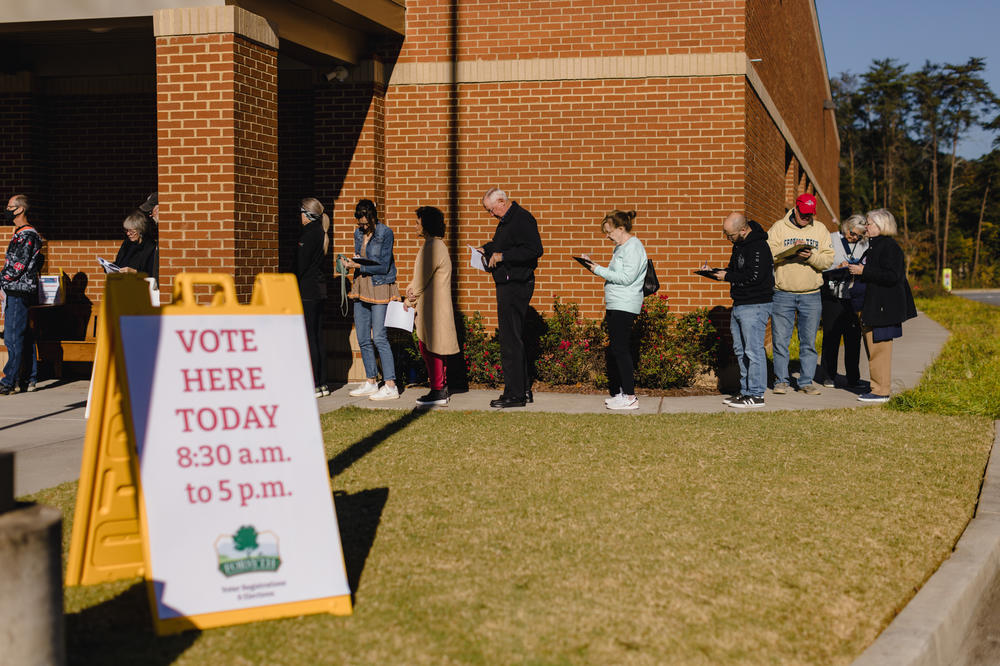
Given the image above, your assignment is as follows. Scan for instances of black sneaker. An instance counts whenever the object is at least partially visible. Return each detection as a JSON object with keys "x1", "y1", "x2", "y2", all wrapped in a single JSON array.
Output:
[
  {"x1": 0, "y1": 384, "x2": 13, "y2": 396},
  {"x1": 730, "y1": 395, "x2": 765, "y2": 409},
  {"x1": 416, "y1": 389, "x2": 449, "y2": 406},
  {"x1": 722, "y1": 394, "x2": 744, "y2": 405}
]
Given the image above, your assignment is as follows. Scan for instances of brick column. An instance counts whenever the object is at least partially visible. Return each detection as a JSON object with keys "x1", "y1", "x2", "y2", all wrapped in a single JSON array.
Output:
[{"x1": 154, "y1": 6, "x2": 278, "y2": 302}]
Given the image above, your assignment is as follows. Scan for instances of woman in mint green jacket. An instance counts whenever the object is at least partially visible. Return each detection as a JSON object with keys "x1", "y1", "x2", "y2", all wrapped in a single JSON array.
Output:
[{"x1": 580, "y1": 210, "x2": 648, "y2": 411}]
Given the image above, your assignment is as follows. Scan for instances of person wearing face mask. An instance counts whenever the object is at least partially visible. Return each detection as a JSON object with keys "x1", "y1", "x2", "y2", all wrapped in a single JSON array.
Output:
[
  {"x1": 295, "y1": 197, "x2": 331, "y2": 397},
  {"x1": 343, "y1": 199, "x2": 400, "y2": 401},
  {"x1": 819, "y1": 215, "x2": 869, "y2": 389},
  {"x1": 1, "y1": 194, "x2": 43, "y2": 394}
]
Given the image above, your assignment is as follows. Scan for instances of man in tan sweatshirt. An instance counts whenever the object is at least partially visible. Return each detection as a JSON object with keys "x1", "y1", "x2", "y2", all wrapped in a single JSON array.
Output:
[{"x1": 766, "y1": 193, "x2": 834, "y2": 395}]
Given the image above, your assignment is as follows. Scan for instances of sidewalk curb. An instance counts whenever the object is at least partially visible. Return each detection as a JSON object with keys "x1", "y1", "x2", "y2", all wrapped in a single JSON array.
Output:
[{"x1": 852, "y1": 421, "x2": 1000, "y2": 666}]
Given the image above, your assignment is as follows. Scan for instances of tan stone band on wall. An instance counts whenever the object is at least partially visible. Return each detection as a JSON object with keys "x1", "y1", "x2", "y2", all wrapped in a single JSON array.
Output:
[
  {"x1": 387, "y1": 53, "x2": 835, "y2": 219},
  {"x1": 388, "y1": 53, "x2": 748, "y2": 86},
  {"x1": 152, "y1": 5, "x2": 278, "y2": 49}
]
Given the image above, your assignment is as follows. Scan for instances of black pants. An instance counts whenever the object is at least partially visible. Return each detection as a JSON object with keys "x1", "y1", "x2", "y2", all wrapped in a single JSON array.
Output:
[
  {"x1": 302, "y1": 298, "x2": 326, "y2": 387},
  {"x1": 496, "y1": 278, "x2": 534, "y2": 398},
  {"x1": 605, "y1": 309, "x2": 636, "y2": 396},
  {"x1": 821, "y1": 296, "x2": 862, "y2": 384}
]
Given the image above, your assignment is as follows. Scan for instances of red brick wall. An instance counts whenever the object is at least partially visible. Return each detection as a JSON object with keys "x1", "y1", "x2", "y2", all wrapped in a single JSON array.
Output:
[
  {"x1": 744, "y1": 81, "x2": 787, "y2": 227},
  {"x1": 382, "y1": 76, "x2": 745, "y2": 324},
  {"x1": 399, "y1": 0, "x2": 745, "y2": 62},
  {"x1": 155, "y1": 33, "x2": 278, "y2": 302},
  {"x1": 232, "y1": 37, "x2": 278, "y2": 297},
  {"x1": 745, "y1": 0, "x2": 839, "y2": 217}
]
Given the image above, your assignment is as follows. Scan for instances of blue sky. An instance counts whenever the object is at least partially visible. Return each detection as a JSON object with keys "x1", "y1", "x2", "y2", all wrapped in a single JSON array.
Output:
[{"x1": 816, "y1": 0, "x2": 1000, "y2": 158}]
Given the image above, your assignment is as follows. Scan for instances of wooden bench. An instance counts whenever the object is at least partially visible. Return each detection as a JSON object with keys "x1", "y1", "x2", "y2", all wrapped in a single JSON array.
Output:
[{"x1": 30, "y1": 303, "x2": 98, "y2": 376}]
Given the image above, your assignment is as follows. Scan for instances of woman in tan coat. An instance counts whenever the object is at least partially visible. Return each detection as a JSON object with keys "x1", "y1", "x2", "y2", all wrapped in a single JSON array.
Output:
[{"x1": 404, "y1": 206, "x2": 459, "y2": 406}]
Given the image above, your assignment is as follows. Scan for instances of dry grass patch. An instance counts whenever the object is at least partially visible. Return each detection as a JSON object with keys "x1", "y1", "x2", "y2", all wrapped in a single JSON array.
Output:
[{"x1": 29, "y1": 406, "x2": 992, "y2": 664}]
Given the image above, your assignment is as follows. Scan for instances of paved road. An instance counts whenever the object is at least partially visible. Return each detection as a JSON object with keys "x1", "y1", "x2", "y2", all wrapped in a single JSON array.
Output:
[{"x1": 954, "y1": 289, "x2": 1000, "y2": 307}]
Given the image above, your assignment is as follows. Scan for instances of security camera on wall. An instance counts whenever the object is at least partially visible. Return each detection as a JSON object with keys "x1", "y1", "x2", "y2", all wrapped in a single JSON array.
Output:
[{"x1": 325, "y1": 66, "x2": 349, "y2": 83}]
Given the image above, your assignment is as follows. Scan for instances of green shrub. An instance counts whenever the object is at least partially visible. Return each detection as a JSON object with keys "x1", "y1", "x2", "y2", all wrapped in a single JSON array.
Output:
[
  {"x1": 462, "y1": 312, "x2": 503, "y2": 387},
  {"x1": 633, "y1": 294, "x2": 719, "y2": 388},
  {"x1": 535, "y1": 298, "x2": 607, "y2": 386}
]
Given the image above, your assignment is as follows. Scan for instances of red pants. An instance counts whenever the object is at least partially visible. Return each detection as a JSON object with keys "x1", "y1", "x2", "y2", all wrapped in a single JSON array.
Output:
[{"x1": 419, "y1": 341, "x2": 447, "y2": 390}]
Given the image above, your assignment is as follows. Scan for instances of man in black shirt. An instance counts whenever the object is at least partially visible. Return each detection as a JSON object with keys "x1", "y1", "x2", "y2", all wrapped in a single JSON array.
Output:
[
  {"x1": 480, "y1": 188, "x2": 543, "y2": 408},
  {"x1": 714, "y1": 212, "x2": 774, "y2": 409}
]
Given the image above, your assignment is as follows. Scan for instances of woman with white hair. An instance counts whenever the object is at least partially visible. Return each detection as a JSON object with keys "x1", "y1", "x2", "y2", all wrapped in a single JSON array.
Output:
[
  {"x1": 847, "y1": 208, "x2": 916, "y2": 403},
  {"x1": 820, "y1": 215, "x2": 868, "y2": 388}
]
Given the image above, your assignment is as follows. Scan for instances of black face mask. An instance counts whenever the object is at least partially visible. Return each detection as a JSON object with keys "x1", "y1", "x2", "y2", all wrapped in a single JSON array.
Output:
[{"x1": 4, "y1": 207, "x2": 18, "y2": 223}]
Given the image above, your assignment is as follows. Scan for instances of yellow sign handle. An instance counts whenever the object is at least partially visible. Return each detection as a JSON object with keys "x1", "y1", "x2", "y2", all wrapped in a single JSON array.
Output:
[{"x1": 172, "y1": 273, "x2": 239, "y2": 307}]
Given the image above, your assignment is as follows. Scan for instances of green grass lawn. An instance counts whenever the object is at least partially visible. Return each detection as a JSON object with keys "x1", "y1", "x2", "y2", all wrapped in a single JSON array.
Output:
[{"x1": 24, "y1": 293, "x2": 1000, "y2": 664}]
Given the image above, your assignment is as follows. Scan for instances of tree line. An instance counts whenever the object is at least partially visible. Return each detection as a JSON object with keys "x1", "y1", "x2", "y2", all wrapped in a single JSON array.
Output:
[{"x1": 832, "y1": 57, "x2": 1000, "y2": 286}]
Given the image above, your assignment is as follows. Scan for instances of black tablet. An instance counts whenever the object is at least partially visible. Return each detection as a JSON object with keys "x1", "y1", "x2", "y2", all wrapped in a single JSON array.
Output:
[
  {"x1": 572, "y1": 256, "x2": 594, "y2": 268},
  {"x1": 352, "y1": 257, "x2": 378, "y2": 266}
]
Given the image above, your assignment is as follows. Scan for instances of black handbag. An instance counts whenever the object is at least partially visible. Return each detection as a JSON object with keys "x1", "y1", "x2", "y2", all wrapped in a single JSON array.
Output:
[{"x1": 642, "y1": 259, "x2": 659, "y2": 297}]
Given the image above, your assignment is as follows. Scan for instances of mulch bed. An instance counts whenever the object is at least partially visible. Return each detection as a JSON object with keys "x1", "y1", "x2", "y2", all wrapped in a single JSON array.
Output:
[{"x1": 463, "y1": 381, "x2": 721, "y2": 398}]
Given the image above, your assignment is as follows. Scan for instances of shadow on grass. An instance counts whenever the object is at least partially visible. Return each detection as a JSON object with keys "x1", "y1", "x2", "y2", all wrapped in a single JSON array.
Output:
[
  {"x1": 335, "y1": 487, "x2": 389, "y2": 603},
  {"x1": 66, "y1": 582, "x2": 200, "y2": 665},
  {"x1": 328, "y1": 408, "x2": 427, "y2": 478}
]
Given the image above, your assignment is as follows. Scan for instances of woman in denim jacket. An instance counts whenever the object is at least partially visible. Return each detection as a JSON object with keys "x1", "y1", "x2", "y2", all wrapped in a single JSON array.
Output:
[{"x1": 344, "y1": 199, "x2": 400, "y2": 401}]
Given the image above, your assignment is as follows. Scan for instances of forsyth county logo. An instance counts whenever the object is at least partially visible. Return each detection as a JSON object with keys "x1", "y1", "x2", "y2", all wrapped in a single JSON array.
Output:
[{"x1": 215, "y1": 525, "x2": 281, "y2": 577}]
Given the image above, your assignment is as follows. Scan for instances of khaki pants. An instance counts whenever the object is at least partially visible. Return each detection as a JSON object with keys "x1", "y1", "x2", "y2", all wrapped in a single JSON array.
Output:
[{"x1": 861, "y1": 327, "x2": 893, "y2": 396}]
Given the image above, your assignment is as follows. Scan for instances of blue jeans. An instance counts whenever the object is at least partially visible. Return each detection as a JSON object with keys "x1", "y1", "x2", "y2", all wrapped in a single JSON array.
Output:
[
  {"x1": 353, "y1": 300, "x2": 395, "y2": 382},
  {"x1": 731, "y1": 302, "x2": 772, "y2": 398},
  {"x1": 771, "y1": 289, "x2": 821, "y2": 387},
  {"x1": 2, "y1": 292, "x2": 38, "y2": 388}
]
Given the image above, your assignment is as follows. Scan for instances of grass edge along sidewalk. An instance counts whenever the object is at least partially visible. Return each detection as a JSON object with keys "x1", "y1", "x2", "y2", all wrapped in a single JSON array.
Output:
[{"x1": 23, "y1": 293, "x2": 1000, "y2": 664}]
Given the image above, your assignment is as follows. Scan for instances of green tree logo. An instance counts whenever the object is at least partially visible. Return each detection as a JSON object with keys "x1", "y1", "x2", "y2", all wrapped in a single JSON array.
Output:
[{"x1": 233, "y1": 525, "x2": 259, "y2": 555}]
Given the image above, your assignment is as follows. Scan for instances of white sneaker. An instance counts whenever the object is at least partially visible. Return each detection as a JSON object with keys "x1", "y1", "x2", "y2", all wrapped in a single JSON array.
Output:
[
  {"x1": 369, "y1": 384, "x2": 400, "y2": 401},
  {"x1": 604, "y1": 392, "x2": 623, "y2": 406},
  {"x1": 349, "y1": 382, "x2": 379, "y2": 397},
  {"x1": 608, "y1": 395, "x2": 639, "y2": 410}
]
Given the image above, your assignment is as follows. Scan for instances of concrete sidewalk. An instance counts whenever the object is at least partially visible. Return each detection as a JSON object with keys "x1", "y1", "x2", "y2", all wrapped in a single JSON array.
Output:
[{"x1": 0, "y1": 311, "x2": 948, "y2": 496}]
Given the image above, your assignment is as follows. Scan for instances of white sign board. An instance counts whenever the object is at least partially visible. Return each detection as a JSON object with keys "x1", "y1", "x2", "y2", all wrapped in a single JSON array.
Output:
[{"x1": 119, "y1": 313, "x2": 349, "y2": 620}]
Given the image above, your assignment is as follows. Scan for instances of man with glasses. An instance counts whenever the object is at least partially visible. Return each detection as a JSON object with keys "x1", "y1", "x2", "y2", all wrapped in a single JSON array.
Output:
[
  {"x1": 766, "y1": 192, "x2": 834, "y2": 396},
  {"x1": 479, "y1": 187, "x2": 543, "y2": 408},
  {"x1": 1, "y1": 194, "x2": 42, "y2": 394},
  {"x1": 715, "y1": 213, "x2": 774, "y2": 408}
]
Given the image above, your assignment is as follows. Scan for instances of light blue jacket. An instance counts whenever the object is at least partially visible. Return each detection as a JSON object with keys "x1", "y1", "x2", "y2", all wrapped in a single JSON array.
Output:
[{"x1": 593, "y1": 236, "x2": 647, "y2": 314}]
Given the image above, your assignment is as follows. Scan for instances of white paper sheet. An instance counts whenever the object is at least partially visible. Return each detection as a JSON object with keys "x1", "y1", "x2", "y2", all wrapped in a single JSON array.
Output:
[
  {"x1": 469, "y1": 245, "x2": 488, "y2": 271},
  {"x1": 384, "y1": 299, "x2": 415, "y2": 332}
]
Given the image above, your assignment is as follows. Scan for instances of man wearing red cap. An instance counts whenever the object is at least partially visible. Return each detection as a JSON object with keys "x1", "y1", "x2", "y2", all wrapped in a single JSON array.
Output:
[{"x1": 766, "y1": 193, "x2": 834, "y2": 395}]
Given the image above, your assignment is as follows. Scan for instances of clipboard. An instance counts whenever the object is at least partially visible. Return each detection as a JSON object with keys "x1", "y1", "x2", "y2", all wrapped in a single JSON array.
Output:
[
  {"x1": 351, "y1": 256, "x2": 377, "y2": 266},
  {"x1": 694, "y1": 269, "x2": 720, "y2": 280},
  {"x1": 572, "y1": 256, "x2": 594, "y2": 268}
]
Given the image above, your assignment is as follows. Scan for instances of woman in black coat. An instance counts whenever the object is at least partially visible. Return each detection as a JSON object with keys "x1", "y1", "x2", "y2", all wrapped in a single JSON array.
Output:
[
  {"x1": 114, "y1": 210, "x2": 158, "y2": 282},
  {"x1": 847, "y1": 208, "x2": 916, "y2": 403}
]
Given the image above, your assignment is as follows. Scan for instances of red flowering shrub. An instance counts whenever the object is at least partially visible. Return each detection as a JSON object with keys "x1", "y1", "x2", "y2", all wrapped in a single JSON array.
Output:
[
  {"x1": 535, "y1": 298, "x2": 607, "y2": 386},
  {"x1": 633, "y1": 294, "x2": 718, "y2": 388},
  {"x1": 461, "y1": 312, "x2": 503, "y2": 387}
]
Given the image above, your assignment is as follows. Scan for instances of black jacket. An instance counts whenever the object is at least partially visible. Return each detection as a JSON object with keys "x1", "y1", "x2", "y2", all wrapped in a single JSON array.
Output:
[
  {"x1": 725, "y1": 220, "x2": 774, "y2": 306},
  {"x1": 859, "y1": 236, "x2": 917, "y2": 327},
  {"x1": 114, "y1": 237, "x2": 158, "y2": 280},
  {"x1": 295, "y1": 218, "x2": 328, "y2": 300},
  {"x1": 482, "y1": 202, "x2": 543, "y2": 284}
]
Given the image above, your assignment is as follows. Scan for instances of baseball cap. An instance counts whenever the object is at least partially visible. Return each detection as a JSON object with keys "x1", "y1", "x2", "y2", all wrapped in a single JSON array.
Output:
[
  {"x1": 139, "y1": 192, "x2": 158, "y2": 214},
  {"x1": 795, "y1": 193, "x2": 817, "y2": 215}
]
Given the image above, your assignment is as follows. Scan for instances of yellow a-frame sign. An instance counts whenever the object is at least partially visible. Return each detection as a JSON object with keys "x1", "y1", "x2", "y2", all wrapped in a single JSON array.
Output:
[{"x1": 67, "y1": 273, "x2": 352, "y2": 634}]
